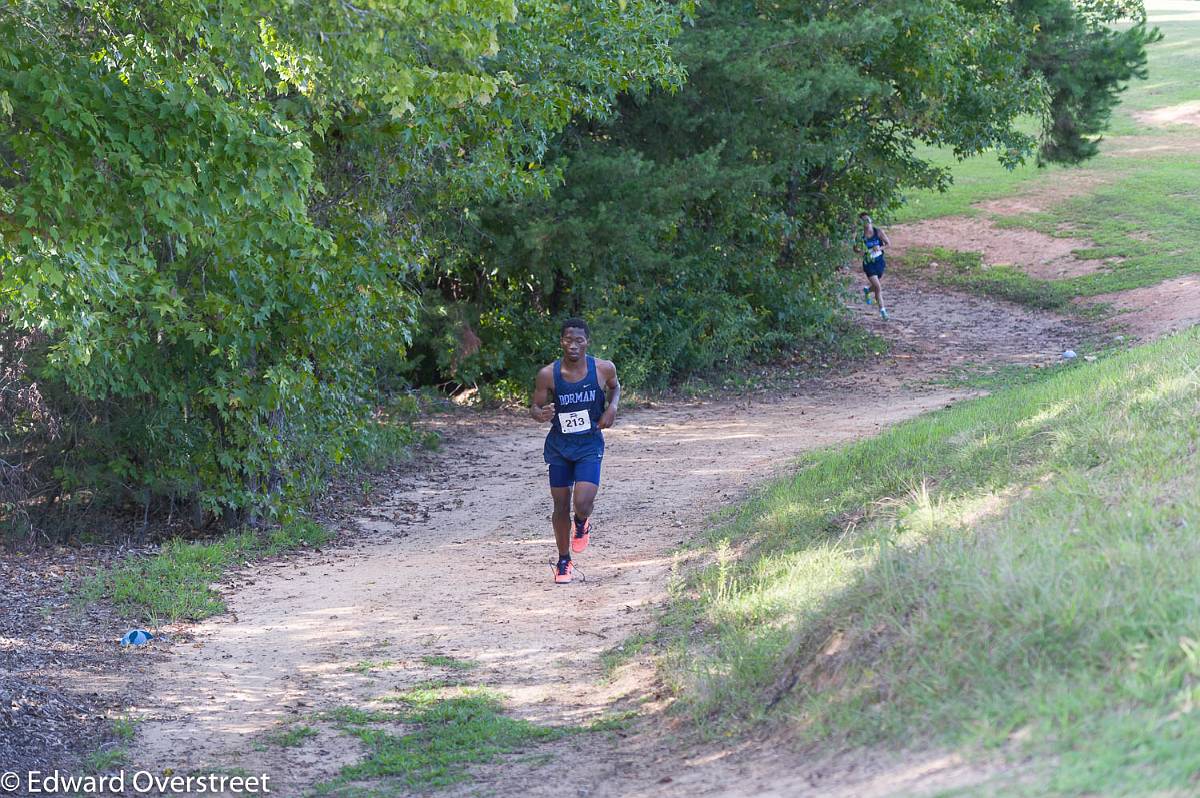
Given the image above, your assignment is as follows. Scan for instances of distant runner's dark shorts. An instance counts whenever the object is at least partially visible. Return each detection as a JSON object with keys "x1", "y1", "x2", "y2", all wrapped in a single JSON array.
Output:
[
  {"x1": 863, "y1": 258, "x2": 886, "y2": 278},
  {"x1": 547, "y1": 455, "x2": 603, "y2": 488}
]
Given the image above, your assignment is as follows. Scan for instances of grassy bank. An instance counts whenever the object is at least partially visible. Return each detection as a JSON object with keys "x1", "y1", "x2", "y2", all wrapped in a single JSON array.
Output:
[
  {"x1": 666, "y1": 329, "x2": 1200, "y2": 795},
  {"x1": 899, "y1": 149, "x2": 1200, "y2": 303}
]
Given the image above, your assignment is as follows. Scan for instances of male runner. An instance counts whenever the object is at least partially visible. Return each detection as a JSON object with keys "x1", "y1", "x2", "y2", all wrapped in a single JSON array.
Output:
[
  {"x1": 530, "y1": 318, "x2": 620, "y2": 584},
  {"x1": 854, "y1": 211, "x2": 891, "y2": 321}
]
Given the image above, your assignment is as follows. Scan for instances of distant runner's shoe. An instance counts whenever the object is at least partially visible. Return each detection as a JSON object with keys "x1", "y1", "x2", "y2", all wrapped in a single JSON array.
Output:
[
  {"x1": 553, "y1": 558, "x2": 574, "y2": 584},
  {"x1": 863, "y1": 286, "x2": 872, "y2": 305},
  {"x1": 880, "y1": 307, "x2": 889, "y2": 321},
  {"x1": 571, "y1": 517, "x2": 591, "y2": 554}
]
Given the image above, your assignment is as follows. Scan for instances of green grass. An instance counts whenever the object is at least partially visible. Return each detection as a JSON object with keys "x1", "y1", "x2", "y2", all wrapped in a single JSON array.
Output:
[
  {"x1": 269, "y1": 724, "x2": 320, "y2": 748},
  {"x1": 899, "y1": 246, "x2": 1123, "y2": 327},
  {"x1": 906, "y1": 158, "x2": 1200, "y2": 306},
  {"x1": 892, "y1": 141, "x2": 1064, "y2": 224},
  {"x1": 379, "y1": 679, "x2": 463, "y2": 703},
  {"x1": 664, "y1": 329, "x2": 1200, "y2": 795},
  {"x1": 586, "y1": 709, "x2": 640, "y2": 733},
  {"x1": 320, "y1": 706, "x2": 399, "y2": 727},
  {"x1": 993, "y1": 155, "x2": 1200, "y2": 296},
  {"x1": 601, "y1": 632, "x2": 654, "y2": 678},
  {"x1": 898, "y1": 149, "x2": 1200, "y2": 302},
  {"x1": 309, "y1": 685, "x2": 632, "y2": 795},
  {"x1": 419, "y1": 654, "x2": 478, "y2": 671},
  {"x1": 348, "y1": 660, "x2": 396, "y2": 675},
  {"x1": 111, "y1": 716, "x2": 137, "y2": 743},
  {"x1": 84, "y1": 747, "x2": 128, "y2": 773},
  {"x1": 903, "y1": 247, "x2": 1077, "y2": 311},
  {"x1": 931, "y1": 360, "x2": 1083, "y2": 393},
  {"x1": 311, "y1": 687, "x2": 569, "y2": 796},
  {"x1": 1112, "y1": 14, "x2": 1200, "y2": 115},
  {"x1": 79, "y1": 518, "x2": 332, "y2": 622}
]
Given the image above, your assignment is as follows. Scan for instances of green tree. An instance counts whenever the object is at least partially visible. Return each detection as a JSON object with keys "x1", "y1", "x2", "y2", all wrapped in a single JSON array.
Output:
[
  {"x1": 1020, "y1": 0, "x2": 1159, "y2": 163},
  {"x1": 0, "y1": 0, "x2": 683, "y2": 534}
]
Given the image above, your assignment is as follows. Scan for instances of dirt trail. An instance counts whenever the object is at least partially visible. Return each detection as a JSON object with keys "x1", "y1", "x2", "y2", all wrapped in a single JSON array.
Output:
[
  {"x1": 122, "y1": 272, "x2": 1082, "y2": 797},
  {"x1": 1134, "y1": 100, "x2": 1200, "y2": 128},
  {"x1": 891, "y1": 163, "x2": 1200, "y2": 342},
  {"x1": 1085, "y1": 275, "x2": 1200, "y2": 340},
  {"x1": 889, "y1": 216, "x2": 1111, "y2": 280}
]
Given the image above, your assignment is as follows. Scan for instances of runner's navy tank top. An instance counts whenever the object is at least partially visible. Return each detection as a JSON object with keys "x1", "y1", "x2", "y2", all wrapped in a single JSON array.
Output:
[
  {"x1": 862, "y1": 228, "x2": 885, "y2": 266},
  {"x1": 544, "y1": 355, "x2": 606, "y2": 462}
]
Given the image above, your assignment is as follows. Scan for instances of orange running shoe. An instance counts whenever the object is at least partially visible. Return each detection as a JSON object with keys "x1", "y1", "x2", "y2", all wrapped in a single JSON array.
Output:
[
  {"x1": 553, "y1": 558, "x2": 574, "y2": 584},
  {"x1": 571, "y1": 517, "x2": 591, "y2": 554}
]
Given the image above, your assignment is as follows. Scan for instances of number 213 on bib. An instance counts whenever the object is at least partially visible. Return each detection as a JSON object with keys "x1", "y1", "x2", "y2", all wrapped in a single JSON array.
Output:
[{"x1": 558, "y1": 410, "x2": 591, "y2": 433}]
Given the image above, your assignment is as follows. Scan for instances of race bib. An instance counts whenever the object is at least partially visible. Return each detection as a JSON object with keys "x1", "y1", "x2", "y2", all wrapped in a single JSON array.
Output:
[
  {"x1": 869, "y1": 246, "x2": 883, "y2": 260},
  {"x1": 558, "y1": 410, "x2": 592, "y2": 433}
]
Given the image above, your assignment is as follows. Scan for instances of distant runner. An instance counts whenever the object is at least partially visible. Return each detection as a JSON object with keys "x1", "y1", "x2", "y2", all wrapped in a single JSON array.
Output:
[
  {"x1": 530, "y1": 318, "x2": 620, "y2": 584},
  {"x1": 854, "y1": 211, "x2": 891, "y2": 321}
]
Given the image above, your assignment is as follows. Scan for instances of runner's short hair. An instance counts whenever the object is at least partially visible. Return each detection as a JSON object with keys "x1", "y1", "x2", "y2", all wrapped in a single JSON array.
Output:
[{"x1": 560, "y1": 317, "x2": 590, "y2": 338}]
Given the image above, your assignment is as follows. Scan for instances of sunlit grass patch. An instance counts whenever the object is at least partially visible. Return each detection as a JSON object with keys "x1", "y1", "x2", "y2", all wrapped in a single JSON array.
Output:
[
  {"x1": 268, "y1": 724, "x2": 319, "y2": 749},
  {"x1": 312, "y1": 685, "x2": 568, "y2": 796},
  {"x1": 901, "y1": 247, "x2": 1076, "y2": 311},
  {"x1": 665, "y1": 329, "x2": 1200, "y2": 794}
]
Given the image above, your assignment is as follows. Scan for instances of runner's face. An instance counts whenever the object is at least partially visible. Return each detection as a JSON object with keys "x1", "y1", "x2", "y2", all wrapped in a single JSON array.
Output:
[{"x1": 560, "y1": 329, "x2": 589, "y2": 363}]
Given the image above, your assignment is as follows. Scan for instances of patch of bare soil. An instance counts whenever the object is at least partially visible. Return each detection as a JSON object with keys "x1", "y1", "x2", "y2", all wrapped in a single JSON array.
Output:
[
  {"x1": 890, "y1": 216, "x2": 1110, "y2": 280},
  {"x1": 972, "y1": 173, "x2": 1108, "y2": 216},
  {"x1": 114, "y1": 272, "x2": 1084, "y2": 797},
  {"x1": 0, "y1": 548, "x2": 150, "y2": 775},
  {"x1": 1083, "y1": 275, "x2": 1200, "y2": 341},
  {"x1": 1103, "y1": 134, "x2": 1200, "y2": 157},
  {"x1": 1133, "y1": 100, "x2": 1200, "y2": 128}
]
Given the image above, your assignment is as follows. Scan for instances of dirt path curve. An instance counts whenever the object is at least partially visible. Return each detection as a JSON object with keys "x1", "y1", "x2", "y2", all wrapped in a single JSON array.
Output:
[{"x1": 127, "y1": 273, "x2": 1084, "y2": 797}]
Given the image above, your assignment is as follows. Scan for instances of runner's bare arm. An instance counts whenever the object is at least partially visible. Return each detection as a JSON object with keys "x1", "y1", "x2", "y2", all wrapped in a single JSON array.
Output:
[
  {"x1": 598, "y1": 360, "x2": 620, "y2": 429},
  {"x1": 530, "y1": 365, "x2": 555, "y2": 423},
  {"x1": 878, "y1": 228, "x2": 891, "y2": 248}
]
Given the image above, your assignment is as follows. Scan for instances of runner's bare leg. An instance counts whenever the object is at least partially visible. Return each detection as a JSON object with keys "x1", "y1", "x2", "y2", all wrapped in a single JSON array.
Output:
[{"x1": 551, "y1": 487, "x2": 572, "y2": 557}]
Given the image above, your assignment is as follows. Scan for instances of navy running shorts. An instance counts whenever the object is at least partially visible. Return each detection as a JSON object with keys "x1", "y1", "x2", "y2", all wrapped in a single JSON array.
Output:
[
  {"x1": 863, "y1": 258, "x2": 886, "y2": 278},
  {"x1": 548, "y1": 456, "x2": 602, "y2": 488}
]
